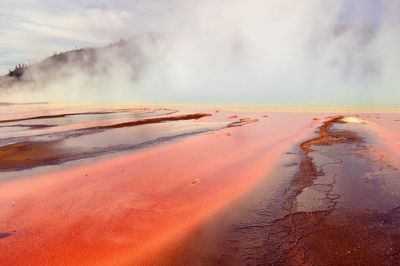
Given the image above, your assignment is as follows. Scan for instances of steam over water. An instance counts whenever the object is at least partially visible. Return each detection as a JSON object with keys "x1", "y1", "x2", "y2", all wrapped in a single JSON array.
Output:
[{"x1": 1, "y1": 0, "x2": 400, "y2": 107}]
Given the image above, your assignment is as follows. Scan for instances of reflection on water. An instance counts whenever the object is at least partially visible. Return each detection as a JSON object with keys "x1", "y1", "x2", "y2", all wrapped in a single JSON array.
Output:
[
  {"x1": 0, "y1": 104, "x2": 229, "y2": 171},
  {"x1": 0, "y1": 109, "x2": 176, "y2": 138},
  {"x1": 60, "y1": 120, "x2": 225, "y2": 151}
]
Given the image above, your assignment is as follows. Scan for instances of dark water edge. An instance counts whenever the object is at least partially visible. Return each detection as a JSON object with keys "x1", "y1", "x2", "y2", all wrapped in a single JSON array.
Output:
[{"x1": 165, "y1": 121, "x2": 400, "y2": 265}]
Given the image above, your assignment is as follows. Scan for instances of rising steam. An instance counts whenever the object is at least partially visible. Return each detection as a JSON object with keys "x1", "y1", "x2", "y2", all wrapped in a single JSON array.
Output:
[{"x1": 1, "y1": 0, "x2": 399, "y2": 108}]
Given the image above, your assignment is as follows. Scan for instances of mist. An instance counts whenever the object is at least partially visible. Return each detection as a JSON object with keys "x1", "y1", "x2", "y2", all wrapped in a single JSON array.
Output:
[{"x1": 1, "y1": 0, "x2": 399, "y2": 108}]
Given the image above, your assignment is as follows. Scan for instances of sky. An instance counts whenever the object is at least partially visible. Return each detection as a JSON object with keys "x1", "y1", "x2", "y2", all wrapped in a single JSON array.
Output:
[
  {"x1": 0, "y1": 0, "x2": 171, "y2": 72},
  {"x1": 0, "y1": 0, "x2": 399, "y2": 107}
]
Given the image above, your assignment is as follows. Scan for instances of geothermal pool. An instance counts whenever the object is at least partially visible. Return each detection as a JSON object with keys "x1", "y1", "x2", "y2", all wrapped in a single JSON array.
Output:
[{"x1": 1, "y1": 103, "x2": 400, "y2": 265}]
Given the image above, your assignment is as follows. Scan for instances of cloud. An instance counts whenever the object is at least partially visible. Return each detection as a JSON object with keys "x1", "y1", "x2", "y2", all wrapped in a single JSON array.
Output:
[
  {"x1": 0, "y1": 0, "x2": 170, "y2": 72},
  {"x1": 1, "y1": 0, "x2": 400, "y2": 108}
]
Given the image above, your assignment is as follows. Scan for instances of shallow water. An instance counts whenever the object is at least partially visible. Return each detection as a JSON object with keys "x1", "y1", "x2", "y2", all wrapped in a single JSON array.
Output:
[
  {"x1": 58, "y1": 120, "x2": 228, "y2": 156},
  {"x1": 1, "y1": 105, "x2": 400, "y2": 265},
  {"x1": 0, "y1": 104, "x2": 229, "y2": 172},
  {"x1": 0, "y1": 105, "x2": 319, "y2": 265},
  {"x1": 173, "y1": 115, "x2": 400, "y2": 265}
]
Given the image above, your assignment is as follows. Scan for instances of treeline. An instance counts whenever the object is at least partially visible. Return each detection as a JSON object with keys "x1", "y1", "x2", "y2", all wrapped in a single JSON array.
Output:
[
  {"x1": 8, "y1": 63, "x2": 31, "y2": 77},
  {"x1": 7, "y1": 39, "x2": 129, "y2": 78}
]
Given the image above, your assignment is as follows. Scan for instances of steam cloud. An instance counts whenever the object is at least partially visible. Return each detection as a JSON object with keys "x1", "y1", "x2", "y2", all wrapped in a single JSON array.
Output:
[{"x1": 1, "y1": 0, "x2": 399, "y2": 108}]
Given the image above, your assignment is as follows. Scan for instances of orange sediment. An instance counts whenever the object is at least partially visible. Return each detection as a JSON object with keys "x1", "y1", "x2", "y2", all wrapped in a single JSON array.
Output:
[
  {"x1": 300, "y1": 116, "x2": 351, "y2": 154},
  {"x1": 0, "y1": 113, "x2": 316, "y2": 265}
]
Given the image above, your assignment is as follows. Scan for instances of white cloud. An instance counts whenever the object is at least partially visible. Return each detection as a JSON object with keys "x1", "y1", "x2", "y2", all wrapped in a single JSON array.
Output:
[
  {"x1": 1, "y1": 0, "x2": 400, "y2": 107},
  {"x1": 0, "y1": 0, "x2": 171, "y2": 72}
]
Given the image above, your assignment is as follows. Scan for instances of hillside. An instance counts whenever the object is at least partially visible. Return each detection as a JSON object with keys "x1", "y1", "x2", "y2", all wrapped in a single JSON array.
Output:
[{"x1": 0, "y1": 36, "x2": 155, "y2": 90}]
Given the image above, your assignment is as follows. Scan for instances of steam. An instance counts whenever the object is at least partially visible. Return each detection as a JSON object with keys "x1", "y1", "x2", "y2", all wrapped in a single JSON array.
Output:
[{"x1": 1, "y1": 0, "x2": 400, "y2": 108}]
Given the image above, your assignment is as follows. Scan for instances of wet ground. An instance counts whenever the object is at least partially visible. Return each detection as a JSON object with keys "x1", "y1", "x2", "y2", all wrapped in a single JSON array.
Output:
[
  {"x1": 1, "y1": 103, "x2": 400, "y2": 265},
  {"x1": 171, "y1": 115, "x2": 400, "y2": 265},
  {"x1": 0, "y1": 105, "x2": 248, "y2": 172},
  {"x1": 262, "y1": 119, "x2": 400, "y2": 265},
  {"x1": 0, "y1": 103, "x2": 316, "y2": 265}
]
